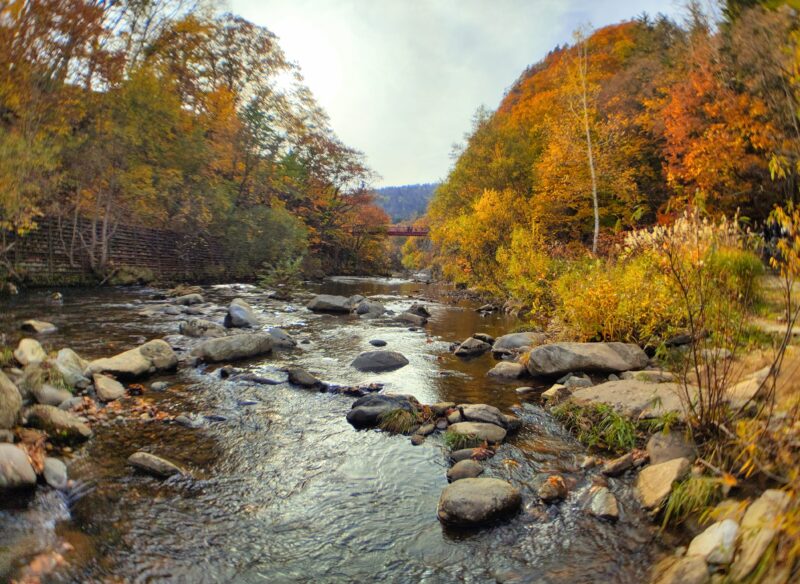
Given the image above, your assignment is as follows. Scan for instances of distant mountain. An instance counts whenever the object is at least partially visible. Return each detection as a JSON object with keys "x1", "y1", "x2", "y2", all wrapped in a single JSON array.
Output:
[{"x1": 374, "y1": 183, "x2": 437, "y2": 222}]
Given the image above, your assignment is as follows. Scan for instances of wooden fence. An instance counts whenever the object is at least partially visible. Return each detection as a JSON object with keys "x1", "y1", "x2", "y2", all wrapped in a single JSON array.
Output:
[{"x1": 5, "y1": 216, "x2": 230, "y2": 285}]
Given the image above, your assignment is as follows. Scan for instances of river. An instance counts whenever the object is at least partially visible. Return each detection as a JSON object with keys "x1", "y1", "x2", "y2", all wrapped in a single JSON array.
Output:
[{"x1": 0, "y1": 277, "x2": 668, "y2": 583}]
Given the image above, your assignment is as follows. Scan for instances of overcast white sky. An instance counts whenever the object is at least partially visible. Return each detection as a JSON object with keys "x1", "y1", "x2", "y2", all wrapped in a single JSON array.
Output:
[{"x1": 230, "y1": 0, "x2": 683, "y2": 187}]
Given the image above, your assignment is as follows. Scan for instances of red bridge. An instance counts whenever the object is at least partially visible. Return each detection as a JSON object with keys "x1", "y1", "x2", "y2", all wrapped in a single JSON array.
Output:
[
  {"x1": 352, "y1": 225, "x2": 429, "y2": 236},
  {"x1": 385, "y1": 225, "x2": 429, "y2": 237}
]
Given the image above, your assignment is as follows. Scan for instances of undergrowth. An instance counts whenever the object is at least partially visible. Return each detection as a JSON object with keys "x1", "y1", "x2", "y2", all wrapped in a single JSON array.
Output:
[
  {"x1": 661, "y1": 476, "x2": 724, "y2": 528},
  {"x1": 443, "y1": 430, "x2": 481, "y2": 450},
  {"x1": 377, "y1": 409, "x2": 419, "y2": 434},
  {"x1": 0, "y1": 346, "x2": 12, "y2": 367}
]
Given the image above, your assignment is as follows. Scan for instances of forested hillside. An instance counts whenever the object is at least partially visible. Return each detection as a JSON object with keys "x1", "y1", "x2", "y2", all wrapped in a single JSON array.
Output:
[
  {"x1": 0, "y1": 0, "x2": 389, "y2": 282},
  {"x1": 375, "y1": 183, "x2": 437, "y2": 222},
  {"x1": 425, "y1": 2, "x2": 800, "y2": 293}
]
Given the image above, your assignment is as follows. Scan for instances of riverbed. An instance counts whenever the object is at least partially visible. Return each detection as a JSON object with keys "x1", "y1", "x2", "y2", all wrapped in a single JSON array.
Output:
[{"x1": 0, "y1": 277, "x2": 667, "y2": 583}]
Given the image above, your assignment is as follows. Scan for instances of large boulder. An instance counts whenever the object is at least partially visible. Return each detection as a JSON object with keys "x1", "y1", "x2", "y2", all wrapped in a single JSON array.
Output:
[
  {"x1": 179, "y1": 318, "x2": 227, "y2": 338},
  {"x1": 21, "y1": 320, "x2": 57, "y2": 334},
  {"x1": 193, "y1": 333, "x2": 273, "y2": 363},
  {"x1": 569, "y1": 380, "x2": 686, "y2": 419},
  {"x1": 437, "y1": 478, "x2": 522, "y2": 525},
  {"x1": 454, "y1": 337, "x2": 492, "y2": 357},
  {"x1": 306, "y1": 294, "x2": 351, "y2": 313},
  {"x1": 0, "y1": 444, "x2": 37, "y2": 489},
  {"x1": 224, "y1": 298, "x2": 260, "y2": 328},
  {"x1": 526, "y1": 342, "x2": 648, "y2": 377},
  {"x1": 53, "y1": 348, "x2": 90, "y2": 388},
  {"x1": 346, "y1": 394, "x2": 416, "y2": 429},
  {"x1": 25, "y1": 405, "x2": 92, "y2": 443},
  {"x1": 128, "y1": 451, "x2": 184, "y2": 478},
  {"x1": 93, "y1": 374, "x2": 126, "y2": 402},
  {"x1": 487, "y1": 362, "x2": 526, "y2": 379},
  {"x1": 85, "y1": 340, "x2": 177, "y2": 379},
  {"x1": 636, "y1": 457, "x2": 691, "y2": 510},
  {"x1": 0, "y1": 371, "x2": 22, "y2": 429},
  {"x1": 448, "y1": 421, "x2": 507, "y2": 443},
  {"x1": 14, "y1": 338, "x2": 47, "y2": 366},
  {"x1": 492, "y1": 332, "x2": 547, "y2": 355},
  {"x1": 351, "y1": 351, "x2": 409, "y2": 372}
]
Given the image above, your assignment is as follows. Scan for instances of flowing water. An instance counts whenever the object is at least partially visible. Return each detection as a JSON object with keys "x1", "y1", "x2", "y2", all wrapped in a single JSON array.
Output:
[{"x1": 0, "y1": 278, "x2": 668, "y2": 583}]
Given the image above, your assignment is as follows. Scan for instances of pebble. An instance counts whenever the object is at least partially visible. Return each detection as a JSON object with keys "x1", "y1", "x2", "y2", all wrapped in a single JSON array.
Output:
[
  {"x1": 150, "y1": 382, "x2": 169, "y2": 391},
  {"x1": 410, "y1": 434, "x2": 425, "y2": 446}
]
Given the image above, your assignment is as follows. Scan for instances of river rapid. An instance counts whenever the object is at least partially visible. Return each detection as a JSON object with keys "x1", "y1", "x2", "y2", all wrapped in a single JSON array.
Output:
[{"x1": 0, "y1": 277, "x2": 669, "y2": 583}]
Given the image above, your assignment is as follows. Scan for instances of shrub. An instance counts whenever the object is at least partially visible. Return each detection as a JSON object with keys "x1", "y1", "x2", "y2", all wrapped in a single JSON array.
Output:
[
  {"x1": 553, "y1": 254, "x2": 684, "y2": 346},
  {"x1": 377, "y1": 409, "x2": 419, "y2": 434},
  {"x1": 551, "y1": 402, "x2": 638, "y2": 454},
  {"x1": 443, "y1": 430, "x2": 481, "y2": 450}
]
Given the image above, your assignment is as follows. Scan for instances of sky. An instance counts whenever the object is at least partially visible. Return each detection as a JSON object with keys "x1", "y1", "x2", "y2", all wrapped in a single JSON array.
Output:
[{"x1": 230, "y1": 0, "x2": 684, "y2": 187}]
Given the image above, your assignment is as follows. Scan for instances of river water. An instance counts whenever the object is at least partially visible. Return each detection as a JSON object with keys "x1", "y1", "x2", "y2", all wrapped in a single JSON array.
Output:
[{"x1": 0, "y1": 277, "x2": 668, "y2": 583}]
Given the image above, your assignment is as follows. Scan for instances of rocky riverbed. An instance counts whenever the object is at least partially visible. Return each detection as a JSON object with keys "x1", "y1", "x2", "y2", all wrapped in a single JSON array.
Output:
[{"x1": 0, "y1": 277, "x2": 680, "y2": 583}]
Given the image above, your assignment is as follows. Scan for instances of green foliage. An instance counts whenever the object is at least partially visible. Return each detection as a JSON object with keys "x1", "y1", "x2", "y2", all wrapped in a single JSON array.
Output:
[
  {"x1": 110, "y1": 266, "x2": 155, "y2": 286},
  {"x1": 377, "y1": 409, "x2": 420, "y2": 434},
  {"x1": 0, "y1": 346, "x2": 13, "y2": 367},
  {"x1": 707, "y1": 247, "x2": 765, "y2": 307},
  {"x1": 258, "y1": 255, "x2": 305, "y2": 290},
  {"x1": 661, "y1": 476, "x2": 723, "y2": 528},
  {"x1": 553, "y1": 254, "x2": 685, "y2": 346},
  {"x1": 551, "y1": 402, "x2": 638, "y2": 454},
  {"x1": 443, "y1": 430, "x2": 481, "y2": 450},
  {"x1": 221, "y1": 206, "x2": 308, "y2": 278}
]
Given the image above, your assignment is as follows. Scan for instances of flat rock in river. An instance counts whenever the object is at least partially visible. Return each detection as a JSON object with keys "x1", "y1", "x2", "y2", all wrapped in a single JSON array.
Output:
[
  {"x1": 350, "y1": 351, "x2": 409, "y2": 372},
  {"x1": 346, "y1": 393, "x2": 416, "y2": 429},
  {"x1": 193, "y1": 333, "x2": 273, "y2": 362},
  {"x1": 25, "y1": 404, "x2": 92, "y2": 443},
  {"x1": 437, "y1": 478, "x2": 521, "y2": 526},
  {"x1": 85, "y1": 339, "x2": 177, "y2": 378},
  {"x1": 454, "y1": 337, "x2": 492, "y2": 357},
  {"x1": 492, "y1": 332, "x2": 546, "y2": 354},
  {"x1": 306, "y1": 294, "x2": 351, "y2": 313},
  {"x1": 128, "y1": 451, "x2": 184, "y2": 478},
  {"x1": 448, "y1": 421, "x2": 506, "y2": 443},
  {"x1": 460, "y1": 404, "x2": 507, "y2": 428},
  {"x1": 526, "y1": 342, "x2": 648, "y2": 377},
  {"x1": 569, "y1": 379, "x2": 687, "y2": 419},
  {"x1": 487, "y1": 361, "x2": 525, "y2": 379},
  {"x1": 21, "y1": 319, "x2": 57, "y2": 334},
  {"x1": 447, "y1": 459, "x2": 484, "y2": 482}
]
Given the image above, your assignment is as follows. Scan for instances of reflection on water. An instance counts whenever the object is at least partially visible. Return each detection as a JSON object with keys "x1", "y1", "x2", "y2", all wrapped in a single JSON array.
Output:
[{"x1": 0, "y1": 278, "x2": 665, "y2": 583}]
